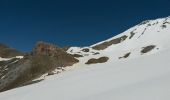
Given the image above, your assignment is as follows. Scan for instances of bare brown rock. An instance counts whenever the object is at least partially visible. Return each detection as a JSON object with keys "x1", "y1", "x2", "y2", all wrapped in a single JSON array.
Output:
[
  {"x1": 119, "y1": 52, "x2": 131, "y2": 59},
  {"x1": 0, "y1": 41, "x2": 79, "y2": 92},
  {"x1": 141, "y1": 45, "x2": 156, "y2": 54},
  {"x1": 85, "y1": 56, "x2": 109, "y2": 64},
  {"x1": 72, "y1": 54, "x2": 83, "y2": 58},
  {"x1": 129, "y1": 31, "x2": 135, "y2": 39},
  {"x1": 92, "y1": 35, "x2": 128, "y2": 50}
]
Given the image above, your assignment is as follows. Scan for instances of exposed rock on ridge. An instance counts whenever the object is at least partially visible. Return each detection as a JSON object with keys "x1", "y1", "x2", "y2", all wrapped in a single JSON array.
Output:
[{"x1": 0, "y1": 41, "x2": 79, "y2": 92}]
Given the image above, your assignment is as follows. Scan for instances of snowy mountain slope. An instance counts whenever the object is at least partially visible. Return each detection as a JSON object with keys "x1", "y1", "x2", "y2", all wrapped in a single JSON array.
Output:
[
  {"x1": 0, "y1": 46, "x2": 170, "y2": 100},
  {"x1": 67, "y1": 16, "x2": 170, "y2": 63},
  {"x1": 0, "y1": 16, "x2": 170, "y2": 100}
]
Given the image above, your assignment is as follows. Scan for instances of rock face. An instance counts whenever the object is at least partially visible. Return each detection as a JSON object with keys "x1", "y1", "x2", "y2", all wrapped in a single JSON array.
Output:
[
  {"x1": 0, "y1": 41, "x2": 79, "y2": 92},
  {"x1": 33, "y1": 41, "x2": 60, "y2": 56},
  {"x1": 32, "y1": 41, "x2": 79, "y2": 67}
]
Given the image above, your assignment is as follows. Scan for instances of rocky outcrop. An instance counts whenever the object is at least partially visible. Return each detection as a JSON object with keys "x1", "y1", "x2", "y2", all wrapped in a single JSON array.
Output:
[
  {"x1": 129, "y1": 31, "x2": 135, "y2": 39},
  {"x1": 92, "y1": 35, "x2": 128, "y2": 50},
  {"x1": 85, "y1": 56, "x2": 109, "y2": 64},
  {"x1": 32, "y1": 41, "x2": 79, "y2": 66},
  {"x1": 119, "y1": 52, "x2": 131, "y2": 59},
  {"x1": 82, "y1": 48, "x2": 90, "y2": 52},
  {"x1": 72, "y1": 54, "x2": 83, "y2": 58},
  {"x1": 141, "y1": 45, "x2": 156, "y2": 54},
  {"x1": 0, "y1": 41, "x2": 79, "y2": 92}
]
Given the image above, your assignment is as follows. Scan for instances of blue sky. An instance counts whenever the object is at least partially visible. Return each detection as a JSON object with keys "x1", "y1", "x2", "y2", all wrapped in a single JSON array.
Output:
[{"x1": 0, "y1": 0, "x2": 170, "y2": 52}]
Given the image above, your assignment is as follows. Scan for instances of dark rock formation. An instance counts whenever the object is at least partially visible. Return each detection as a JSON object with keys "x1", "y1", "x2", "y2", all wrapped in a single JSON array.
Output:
[
  {"x1": 72, "y1": 54, "x2": 83, "y2": 58},
  {"x1": 92, "y1": 52, "x2": 100, "y2": 55},
  {"x1": 141, "y1": 45, "x2": 156, "y2": 54},
  {"x1": 129, "y1": 31, "x2": 135, "y2": 39},
  {"x1": 0, "y1": 41, "x2": 79, "y2": 92},
  {"x1": 92, "y1": 35, "x2": 128, "y2": 50},
  {"x1": 119, "y1": 52, "x2": 131, "y2": 59},
  {"x1": 82, "y1": 48, "x2": 90, "y2": 52},
  {"x1": 85, "y1": 56, "x2": 109, "y2": 64}
]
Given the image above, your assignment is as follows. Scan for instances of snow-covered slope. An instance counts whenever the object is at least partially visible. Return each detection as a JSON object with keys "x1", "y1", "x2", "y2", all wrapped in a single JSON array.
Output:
[
  {"x1": 0, "y1": 16, "x2": 170, "y2": 100},
  {"x1": 65, "y1": 16, "x2": 170, "y2": 77},
  {"x1": 68, "y1": 16, "x2": 170, "y2": 63},
  {"x1": 0, "y1": 46, "x2": 170, "y2": 100}
]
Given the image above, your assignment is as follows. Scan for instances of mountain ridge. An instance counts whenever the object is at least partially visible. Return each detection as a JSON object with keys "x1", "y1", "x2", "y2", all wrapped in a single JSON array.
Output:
[{"x1": 0, "y1": 16, "x2": 170, "y2": 100}]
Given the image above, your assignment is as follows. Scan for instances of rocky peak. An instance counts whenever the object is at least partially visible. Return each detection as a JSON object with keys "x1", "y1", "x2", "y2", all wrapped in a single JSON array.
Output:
[
  {"x1": 32, "y1": 41, "x2": 79, "y2": 67},
  {"x1": 33, "y1": 41, "x2": 63, "y2": 56},
  {"x1": 0, "y1": 41, "x2": 79, "y2": 92}
]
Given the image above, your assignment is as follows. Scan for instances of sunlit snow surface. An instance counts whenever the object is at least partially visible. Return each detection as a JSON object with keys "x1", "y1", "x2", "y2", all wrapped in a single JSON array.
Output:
[
  {"x1": 0, "y1": 49, "x2": 170, "y2": 100},
  {"x1": 0, "y1": 17, "x2": 170, "y2": 100}
]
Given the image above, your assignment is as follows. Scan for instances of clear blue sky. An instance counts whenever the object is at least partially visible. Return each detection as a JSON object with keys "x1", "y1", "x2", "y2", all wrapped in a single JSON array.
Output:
[{"x1": 0, "y1": 0, "x2": 170, "y2": 52}]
